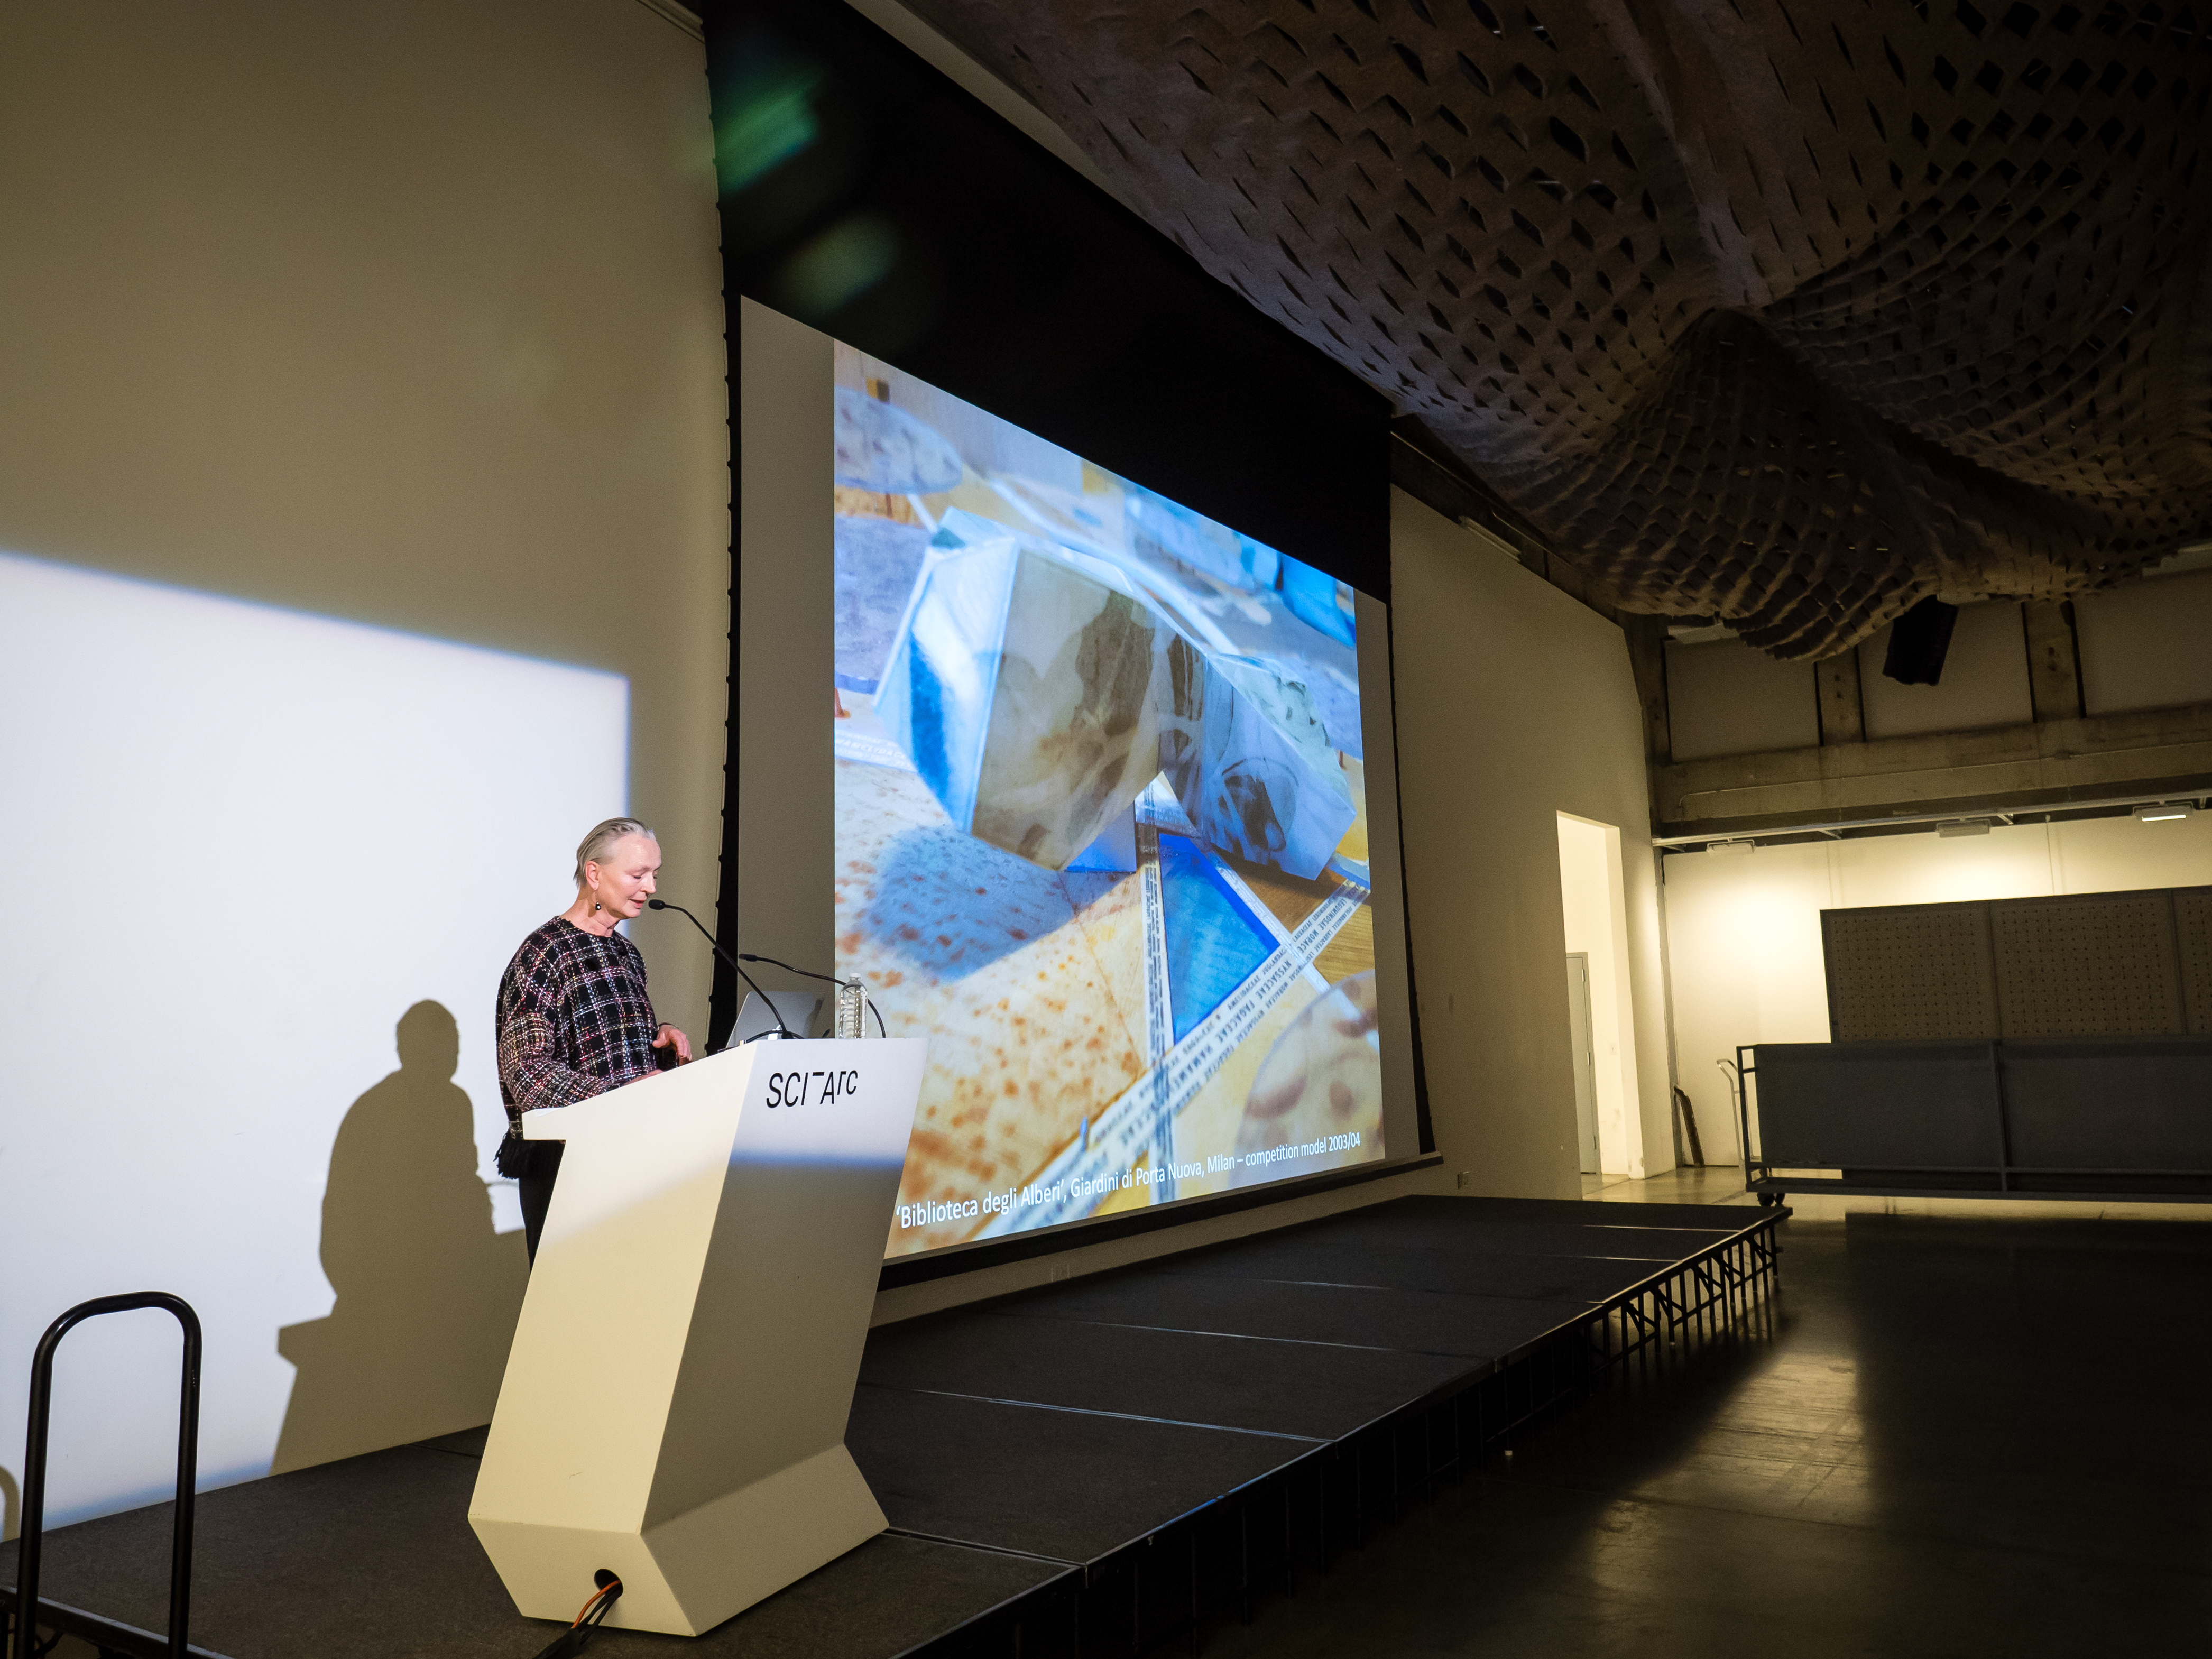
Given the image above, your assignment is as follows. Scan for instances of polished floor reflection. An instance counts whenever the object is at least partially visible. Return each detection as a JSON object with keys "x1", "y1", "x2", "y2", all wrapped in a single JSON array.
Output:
[
  {"x1": 1580, "y1": 1165, "x2": 1748, "y2": 1204},
  {"x1": 1203, "y1": 1204, "x2": 2212, "y2": 1657}
]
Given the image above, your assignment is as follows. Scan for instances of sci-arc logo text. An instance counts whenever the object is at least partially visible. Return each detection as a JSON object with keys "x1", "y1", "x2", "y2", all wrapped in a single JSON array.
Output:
[{"x1": 765, "y1": 1069, "x2": 861, "y2": 1107}]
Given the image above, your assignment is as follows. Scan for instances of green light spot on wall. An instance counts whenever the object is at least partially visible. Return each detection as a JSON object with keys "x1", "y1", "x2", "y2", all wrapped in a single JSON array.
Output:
[
  {"x1": 777, "y1": 216, "x2": 898, "y2": 319},
  {"x1": 716, "y1": 71, "x2": 820, "y2": 196}
]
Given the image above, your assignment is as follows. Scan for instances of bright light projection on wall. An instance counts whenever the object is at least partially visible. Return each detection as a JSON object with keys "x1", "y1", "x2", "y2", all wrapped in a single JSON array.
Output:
[
  {"x1": 828, "y1": 351, "x2": 1386, "y2": 1259},
  {"x1": 0, "y1": 551, "x2": 628, "y2": 1531}
]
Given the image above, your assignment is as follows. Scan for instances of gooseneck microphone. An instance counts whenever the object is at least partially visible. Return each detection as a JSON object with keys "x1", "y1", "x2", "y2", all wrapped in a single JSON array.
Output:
[
  {"x1": 644, "y1": 900, "x2": 796, "y2": 1042},
  {"x1": 740, "y1": 953, "x2": 888, "y2": 1038}
]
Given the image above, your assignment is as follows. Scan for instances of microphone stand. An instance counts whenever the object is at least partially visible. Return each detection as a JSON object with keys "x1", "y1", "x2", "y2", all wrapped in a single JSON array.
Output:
[
  {"x1": 644, "y1": 900, "x2": 796, "y2": 1043},
  {"x1": 740, "y1": 953, "x2": 888, "y2": 1038}
]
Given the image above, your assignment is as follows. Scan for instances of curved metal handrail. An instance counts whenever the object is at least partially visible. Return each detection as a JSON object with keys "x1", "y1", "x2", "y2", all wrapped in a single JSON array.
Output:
[{"x1": 11, "y1": 1292, "x2": 201, "y2": 1659}]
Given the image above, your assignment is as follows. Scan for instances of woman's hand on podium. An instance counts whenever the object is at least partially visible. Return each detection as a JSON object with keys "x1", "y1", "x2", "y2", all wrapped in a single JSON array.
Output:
[{"x1": 653, "y1": 1024, "x2": 693, "y2": 1067}]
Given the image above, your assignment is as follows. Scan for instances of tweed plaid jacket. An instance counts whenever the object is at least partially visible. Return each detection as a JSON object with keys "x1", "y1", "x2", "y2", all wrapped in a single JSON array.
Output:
[{"x1": 495, "y1": 917, "x2": 661, "y2": 1123}]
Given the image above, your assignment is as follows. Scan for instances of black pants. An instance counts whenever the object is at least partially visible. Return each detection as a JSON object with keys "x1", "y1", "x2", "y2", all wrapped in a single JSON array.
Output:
[{"x1": 509, "y1": 1140, "x2": 565, "y2": 1264}]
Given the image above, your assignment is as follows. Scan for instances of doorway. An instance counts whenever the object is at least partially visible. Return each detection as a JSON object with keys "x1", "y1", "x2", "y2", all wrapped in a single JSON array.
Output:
[
  {"x1": 1565, "y1": 952, "x2": 1600, "y2": 1174},
  {"x1": 1556, "y1": 812, "x2": 1645, "y2": 1178}
]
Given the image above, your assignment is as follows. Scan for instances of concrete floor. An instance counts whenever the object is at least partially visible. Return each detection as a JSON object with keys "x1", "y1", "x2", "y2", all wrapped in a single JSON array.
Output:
[
  {"x1": 1580, "y1": 1166, "x2": 1752, "y2": 1204},
  {"x1": 1201, "y1": 1180, "x2": 2212, "y2": 1657}
]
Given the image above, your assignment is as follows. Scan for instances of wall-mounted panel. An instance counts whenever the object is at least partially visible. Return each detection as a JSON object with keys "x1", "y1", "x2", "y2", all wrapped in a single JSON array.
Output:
[
  {"x1": 1991, "y1": 893, "x2": 2185, "y2": 1037},
  {"x1": 1821, "y1": 905, "x2": 1998, "y2": 1040}
]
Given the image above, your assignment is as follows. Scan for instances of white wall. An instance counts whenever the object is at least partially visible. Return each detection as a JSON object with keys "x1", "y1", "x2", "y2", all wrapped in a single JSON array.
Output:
[
  {"x1": 1392, "y1": 493, "x2": 1673, "y2": 1195},
  {"x1": 2077, "y1": 568, "x2": 2212, "y2": 715},
  {"x1": 1557, "y1": 815, "x2": 1643, "y2": 1174},
  {"x1": 0, "y1": 0, "x2": 725, "y2": 1534},
  {"x1": 1664, "y1": 815, "x2": 2212, "y2": 1162},
  {"x1": 1666, "y1": 638, "x2": 1819, "y2": 760},
  {"x1": 3, "y1": 556, "x2": 629, "y2": 1516}
]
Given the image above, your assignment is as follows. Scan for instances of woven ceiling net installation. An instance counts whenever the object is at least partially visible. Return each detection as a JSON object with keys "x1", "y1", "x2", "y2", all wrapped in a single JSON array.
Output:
[{"x1": 904, "y1": 0, "x2": 2212, "y2": 658}]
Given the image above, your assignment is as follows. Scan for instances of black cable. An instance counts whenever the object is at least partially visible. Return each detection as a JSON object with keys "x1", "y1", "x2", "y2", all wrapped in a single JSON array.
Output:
[
  {"x1": 736, "y1": 952, "x2": 840, "y2": 985},
  {"x1": 644, "y1": 901, "x2": 795, "y2": 1040},
  {"x1": 739, "y1": 953, "x2": 887, "y2": 1037},
  {"x1": 526, "y1": 1572, "x2": 622, "y2": 1658}
]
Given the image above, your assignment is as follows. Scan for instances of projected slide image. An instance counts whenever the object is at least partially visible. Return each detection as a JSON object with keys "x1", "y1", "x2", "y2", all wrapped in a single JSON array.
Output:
[{"x1": 828, "y1": 346, "x2": 1384, "y2": 1258}]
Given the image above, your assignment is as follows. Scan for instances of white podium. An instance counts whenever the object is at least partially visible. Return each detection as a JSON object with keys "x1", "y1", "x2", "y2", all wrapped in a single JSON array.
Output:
[{"x1": 468, "y1": 1038, "x2": 926, "y2": 1635}]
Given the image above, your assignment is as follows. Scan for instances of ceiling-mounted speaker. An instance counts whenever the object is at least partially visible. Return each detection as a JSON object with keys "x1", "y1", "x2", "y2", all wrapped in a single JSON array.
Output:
[{"x1": 1882, "y1": 597, "x2": 1959, "y2": 686}]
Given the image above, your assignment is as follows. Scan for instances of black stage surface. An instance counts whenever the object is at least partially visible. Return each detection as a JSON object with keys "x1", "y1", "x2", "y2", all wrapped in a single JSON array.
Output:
[{"x1": 3, "y1": 1195, "x2": 1782, "y2": 1659}]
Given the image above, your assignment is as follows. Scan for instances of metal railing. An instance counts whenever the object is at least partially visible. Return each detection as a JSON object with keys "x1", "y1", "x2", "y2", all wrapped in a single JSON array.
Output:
[
  {"x1": 1720, "y1": 1046, "x2": 1776, "y2": 1202},
  {"x1": 8, "y1": 1293, "x2": 202, "y2": 1659}
]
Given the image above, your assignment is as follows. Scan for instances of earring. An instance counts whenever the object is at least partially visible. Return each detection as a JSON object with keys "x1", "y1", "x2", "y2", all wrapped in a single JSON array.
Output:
[{"x1": 593, "y1": 900, "x2": 602, "y2": 912}]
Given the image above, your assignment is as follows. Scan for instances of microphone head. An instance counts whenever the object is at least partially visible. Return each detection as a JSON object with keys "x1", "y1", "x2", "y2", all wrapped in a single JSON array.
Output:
[{"x1": 647, "y1": 899, "x2": 668, "y2": 910}]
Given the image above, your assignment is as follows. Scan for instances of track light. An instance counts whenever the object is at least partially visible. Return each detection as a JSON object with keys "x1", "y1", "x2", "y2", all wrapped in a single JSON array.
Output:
[
  {"x1": 1937, "y1": 820, "x2": 1992, "y2": 837},
  {"x1": 1707, "y1": 839, "x2": 1755, "y2": 856},
  {"x1": 2134, "y1": 804, "x2": 2194, "y2": 823}
]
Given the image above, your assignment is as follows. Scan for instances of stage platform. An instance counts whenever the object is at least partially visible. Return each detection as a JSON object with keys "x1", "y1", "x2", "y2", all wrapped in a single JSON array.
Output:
[{"x1": 3, "y1": 1195, "x2": 1783, "y2": 1659}]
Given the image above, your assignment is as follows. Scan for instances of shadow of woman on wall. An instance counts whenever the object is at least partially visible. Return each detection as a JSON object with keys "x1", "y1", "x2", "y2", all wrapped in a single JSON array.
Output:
[{"x1": 273, "y1": 1000, "x2": 527, "y2": 1474}]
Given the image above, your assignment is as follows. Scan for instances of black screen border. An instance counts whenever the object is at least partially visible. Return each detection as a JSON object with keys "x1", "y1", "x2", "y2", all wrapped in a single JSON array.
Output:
[{"x1": 702, "y1": 0, "x2": 1390, "y2": 595}]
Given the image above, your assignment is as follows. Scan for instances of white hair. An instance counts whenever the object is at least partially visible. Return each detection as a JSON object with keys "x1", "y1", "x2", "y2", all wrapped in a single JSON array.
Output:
[{"x1": 574, "y1": 817, "x2": 656, "y2": 886}]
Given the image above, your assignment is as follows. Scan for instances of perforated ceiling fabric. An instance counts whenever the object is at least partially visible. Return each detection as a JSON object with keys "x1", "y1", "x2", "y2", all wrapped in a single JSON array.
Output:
[{"x1": 901, "y1": 0, "x2": 2212, "y2": 657}]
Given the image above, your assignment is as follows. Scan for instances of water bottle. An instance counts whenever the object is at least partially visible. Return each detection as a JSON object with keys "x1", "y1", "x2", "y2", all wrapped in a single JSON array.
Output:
[{"x1": 836, "y1": 978, "x2": 867, "y2": 1039}]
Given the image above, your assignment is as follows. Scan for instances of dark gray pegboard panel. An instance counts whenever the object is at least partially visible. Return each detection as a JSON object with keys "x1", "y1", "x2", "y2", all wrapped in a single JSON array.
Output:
[
  {"x1": 1756, "y1": 1040, "x2": 2002, "y2": 1169},
  {"x1": 2177, "y1": 887, "x2": 2212, "y2": 1036},
  {"x1": 1992, "y1": 892, "x2": 2186, "y2": 1038},
  {"x1": 1821, "y1": 905, "x2": 1998, "y2": 1042},
  {"x1": 1822, "y1": 887, "x2": 2210, "y2": 1042},
  {"x1": 2003, "y1": 1038, "x2": 2212, "y2": 1170}
]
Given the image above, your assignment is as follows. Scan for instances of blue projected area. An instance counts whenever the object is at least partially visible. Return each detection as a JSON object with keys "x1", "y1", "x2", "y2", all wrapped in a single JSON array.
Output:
[{"x1": 1157, "y1": 832, "x2": 1276, "y2": 1042}]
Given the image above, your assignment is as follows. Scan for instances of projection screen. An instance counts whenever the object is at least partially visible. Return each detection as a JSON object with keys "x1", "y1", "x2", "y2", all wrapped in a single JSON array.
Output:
[{"x1": 735, "y1": 299, "x2": 1421, "y2": 1263}]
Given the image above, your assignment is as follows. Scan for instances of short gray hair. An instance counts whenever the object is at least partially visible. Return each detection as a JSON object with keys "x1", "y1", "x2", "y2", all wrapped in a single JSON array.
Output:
[{"x1": 574, "y1": 816, "x2": 657, "y2": 886}]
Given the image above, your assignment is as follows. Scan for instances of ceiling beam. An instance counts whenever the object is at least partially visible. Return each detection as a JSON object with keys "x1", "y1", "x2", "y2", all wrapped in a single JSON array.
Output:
[
  {"x1": 1654, "y1": 701, "x2": 2212, "y2": 839},
  {"x1": 2022, "y1": 599, "x2": 2087, "y2": 724}
]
